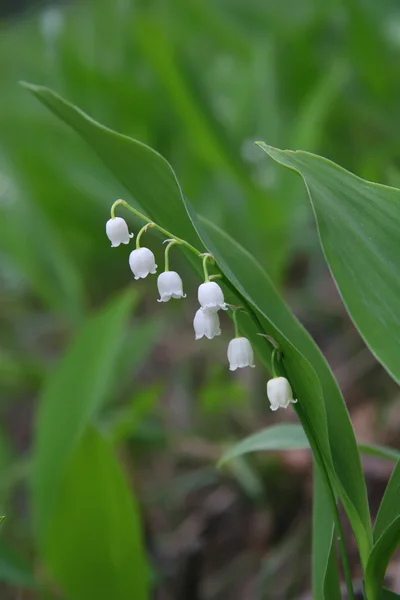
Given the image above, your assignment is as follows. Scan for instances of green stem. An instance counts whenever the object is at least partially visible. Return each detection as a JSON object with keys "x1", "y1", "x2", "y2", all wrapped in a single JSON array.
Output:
[
  {"x1": 271, "y1": 348, "x2": 279, "y2": 378},
  {"x1": 111, "y1": 199, "x2": 201, "y2": 257},
  {"x1": 164, "y1": 239, "x2": 180, "y2": 271},
  {"x1": 110, "y1": 202, "x2": 119, "y2": 219},
  {"x1": 202, "y1": 254, "x2": 212, "y2": 282},
  {"x1": 231, "y1": 309, "x2": 241, "y2": 338},
  {"x1": 136, "y1": 223, "x2": 152, "y2": 249}
]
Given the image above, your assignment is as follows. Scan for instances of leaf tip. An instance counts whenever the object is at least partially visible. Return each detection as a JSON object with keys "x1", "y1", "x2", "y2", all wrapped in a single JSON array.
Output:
[
  {"x1": 254, "y1": 141, "x2": 279, "y2": 149},
  {"x1": 19, "y1": 81, "x2": 44, "y2": 98},
  {"x1": 19, "y1": 80, "x2": 34, "y2": 90},
  {"x1": 254, "y1": 142, "x2": 285, "y2": 159}
]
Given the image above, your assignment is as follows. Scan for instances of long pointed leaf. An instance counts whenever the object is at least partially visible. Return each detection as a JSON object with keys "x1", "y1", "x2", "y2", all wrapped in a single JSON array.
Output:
[
  {"x1": 33, "y1": 289, "x2": 136, "y2": 543},
  {"x1": 219, "y1": 424, "x2": 309, "y2": 465},
  {"x1": 45, "y1": 427, "x2": 149, "y2": 600},
  {"x1": 219, "y1": 423, "x2": 400, "y2": 465},
  {"x1": 257, "y1": 143, "x2": 400, "y2": 385}
]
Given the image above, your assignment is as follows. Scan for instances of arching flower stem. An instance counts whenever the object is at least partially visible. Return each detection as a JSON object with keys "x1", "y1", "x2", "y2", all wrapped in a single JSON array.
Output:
[
  {"x1": 271, "y1": 348, "x2": 281, "y2": 378},
  {"x1": 202, "y1": 253, "x2": 214, "y2": 282},
  {"x1": 136, "y1": 223, "x2": 154, "y2": 249},
  {"x1": 232, "y1": 310, "x2": 240, "y2": 338},
  {"x1": 163, "y1": 239, "x2": 181, "y2": 272},
  {"x1": 229, "y1": 305, "x2": 247, "y2": 339},
  {"x1": 111, "y1": 199, "x2": 202, "y2": 258}
]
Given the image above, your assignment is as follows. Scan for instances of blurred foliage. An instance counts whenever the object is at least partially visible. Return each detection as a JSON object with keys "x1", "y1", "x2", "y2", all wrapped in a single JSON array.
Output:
[{"x1": 1, "y1": 0, "x2": 400, "y2": 598}]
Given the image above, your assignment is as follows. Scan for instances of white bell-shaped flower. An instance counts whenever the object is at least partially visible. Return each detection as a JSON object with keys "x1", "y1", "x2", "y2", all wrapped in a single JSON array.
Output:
[
  {"x1": 193, "y1": 308, "x2": 221, "y2": 340},
  {"x1": 157, "y1": 271, "x2": 186, "y2": 302},
  {"x1": 198, "y1": 281, "x2": 227, "y2": 313},
  {"x1": 106, "y1": 217, "x2": 133, "y2": 247},
  {"x1": 227, "y1": 337, "x2": 255, "y2": 371},
  {"x1": 266, "y1": 377, "x2": 297, "y2": 411},
  {"x1": 129, "y1": 247, "x2": 157, "y2": 280}
]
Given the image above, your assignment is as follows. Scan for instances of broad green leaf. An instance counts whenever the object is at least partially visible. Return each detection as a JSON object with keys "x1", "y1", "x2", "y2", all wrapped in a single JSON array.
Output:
[
  {"x1": 374, "y1": 461, "x2": 400, "y2": 542},
  {"x1": 45, "y1": 427, "x2": 149, "y2": 600},
  {"x1": 219, "y1": 423, "x2": 400, "y2": 465},
  {"x1": 32, "y1": 289, "x2": 136, "y2": 543},
  {"x1": 257, "y1": 143, "x2": 400, "y2": 385},
  {"x1": 24, "y1": 84, "x2": 371, "y2": 565},
  {"x1": 313, "y1": 463, "x2": 341, "y2": 600},
  {"x1": 365, "y1": 516, "x2": 400, "y2": 600},
  {"x1": 219, "y1": 424, "x2": 309, "y2": 465}
]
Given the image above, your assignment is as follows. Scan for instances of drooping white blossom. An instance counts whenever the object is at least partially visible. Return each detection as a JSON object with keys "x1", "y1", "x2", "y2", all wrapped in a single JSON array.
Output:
[
  {"x1": 129, "y1": 247, "x2": 157, "y2": 280},
  {"x1": 193, "y1": 308, "x2": 221, "y2": 340},
  {"x1": 266, "y1": 377, "x2": 297, "y2": 411},
  {"x1": 106, "y1": 217, "x2": 133, "y2": 247},
  {"x1": 198, "y1": 281, "x2": 227, "y2": 313},
  {"x1": 157, "y1": 271, "x2": 186, "y2": 302},
  {"x1": 227, "y1": 337, "x2": 255, "y2": 371}
]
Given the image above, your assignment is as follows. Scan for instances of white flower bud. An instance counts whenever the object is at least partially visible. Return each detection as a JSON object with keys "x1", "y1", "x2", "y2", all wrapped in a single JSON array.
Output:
[
  {"x1": 129, "y1": 247, "x2": 157, "y2": 280},
  {"x1": 157, "y1": 271, "x2": 186, "y2": 302},
  {"x1": 227, "y1": 337, "x2": 255, "y2": 371},
  {"x1": 198, "y1": 281, "x2": 227, "y2": 313},
  {"x1": 106, "y1": 217, "x2": 133, "y2": 247},
  {"x1": 266, "y1": 377, "x2": 297, "y2": 411},
  {"x1": 193, "y1": 308, "x2": 221, "y2": 340}
]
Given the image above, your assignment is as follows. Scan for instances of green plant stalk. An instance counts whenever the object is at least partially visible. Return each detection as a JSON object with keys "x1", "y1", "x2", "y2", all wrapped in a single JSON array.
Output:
[{"x1": 111, "y1": 199, "x2": 202, "y2": 257}]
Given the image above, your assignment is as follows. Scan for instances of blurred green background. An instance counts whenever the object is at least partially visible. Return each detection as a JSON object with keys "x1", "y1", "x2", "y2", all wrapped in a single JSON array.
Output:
[{"x1": 1, "y1": 0, "x2": 400, "y2": 598}]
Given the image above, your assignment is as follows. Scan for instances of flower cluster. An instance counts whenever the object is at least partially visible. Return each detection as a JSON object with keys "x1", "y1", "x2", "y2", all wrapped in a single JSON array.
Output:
[{"x1": 106, "y1": 202, "x2": 297, "y2": 411}]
